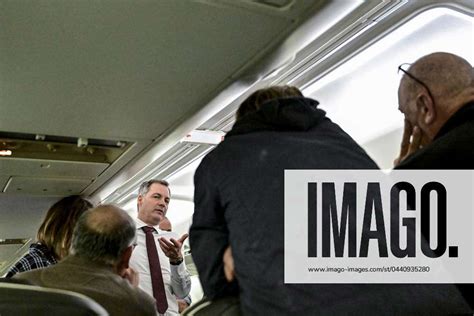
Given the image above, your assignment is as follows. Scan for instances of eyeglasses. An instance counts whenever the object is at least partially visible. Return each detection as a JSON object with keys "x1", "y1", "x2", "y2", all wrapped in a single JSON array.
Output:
[{"x1": 398, "y1": 63, "x2": 435, "y2": 102}]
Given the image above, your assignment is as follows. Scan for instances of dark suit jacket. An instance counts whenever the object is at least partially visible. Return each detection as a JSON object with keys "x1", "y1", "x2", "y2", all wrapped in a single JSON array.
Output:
[
  {"x1": 190, "y1": 97, "x2": 471, "y2": 315},
  {"x1": 396, "y1": 101, "x2": 474, "y2": 309},
  {"x1": 14, "y1": 255, "x2": 157, "y2": 316}
]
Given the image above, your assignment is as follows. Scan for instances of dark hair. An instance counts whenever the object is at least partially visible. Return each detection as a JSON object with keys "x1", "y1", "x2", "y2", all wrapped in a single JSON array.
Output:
[
  {"x1": 36, "y1": 195, "x2": 93, "y2": 260},
  {"x1": 138, "y1": 179, "x2": 170, "y2": 196},
  {"x1": 236, "y1": 85, "x2": 303, "y2": 121},
  {"x1": 70, "y1": 205, "x2": 136, "y2": 265}
]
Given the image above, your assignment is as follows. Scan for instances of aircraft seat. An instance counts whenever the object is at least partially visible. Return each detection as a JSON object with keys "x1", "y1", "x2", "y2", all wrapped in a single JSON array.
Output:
[{"x1": 0, "y1": 278, "x2": 108, "y2": 316}]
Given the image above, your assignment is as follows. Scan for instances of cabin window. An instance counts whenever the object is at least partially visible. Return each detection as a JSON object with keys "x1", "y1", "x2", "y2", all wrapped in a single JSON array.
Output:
[{"x1": 303, "y1": 8, "x2": 473, "y2": 168}]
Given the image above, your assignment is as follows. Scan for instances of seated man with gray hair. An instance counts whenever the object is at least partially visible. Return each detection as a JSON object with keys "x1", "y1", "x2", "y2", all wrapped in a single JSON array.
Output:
[{"x1": 14, "y1": 204, "x2": 157, "y2": 316}]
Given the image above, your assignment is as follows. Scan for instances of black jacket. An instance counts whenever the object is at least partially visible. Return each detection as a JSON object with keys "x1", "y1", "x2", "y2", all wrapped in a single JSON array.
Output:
[
  {"x1": 396, "y1": 101, "x2": 474, "y2": 309},
  {"x1": 190, "y1": 97, "x2": 471, "y2": 315},
  {"x1": 397, "y1": 101, "x2": 474, "y2": 169}
]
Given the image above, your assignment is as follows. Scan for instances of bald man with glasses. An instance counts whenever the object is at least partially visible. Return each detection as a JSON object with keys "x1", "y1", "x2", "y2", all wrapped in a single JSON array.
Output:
[
  {"x1": 394, "y1": 52, "x2": 474, "y2": 167},
  {"x1": 394, "y1": 52, "x2": 474, "y2": 310}
]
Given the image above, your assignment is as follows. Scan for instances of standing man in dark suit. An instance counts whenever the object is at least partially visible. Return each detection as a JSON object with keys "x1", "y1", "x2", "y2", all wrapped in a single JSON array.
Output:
[
  {"x1": 394, "y1": 52, "x2": 474, "y2": 308},
  {"x1": 14, "y1": 204, "x2": 157, "y2": 316},
  {"x1": 189, "y1": 85, "x2": 471, "y2": 315}
]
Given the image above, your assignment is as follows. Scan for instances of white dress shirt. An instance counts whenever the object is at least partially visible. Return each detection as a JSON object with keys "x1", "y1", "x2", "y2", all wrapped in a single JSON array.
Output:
[{"x1": 130, "y1": 218, "x2": 191, "y2": 316}]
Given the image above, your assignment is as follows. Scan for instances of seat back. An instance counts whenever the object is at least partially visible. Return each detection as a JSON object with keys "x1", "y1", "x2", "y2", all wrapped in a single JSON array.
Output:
[{"x1": 0, "y1": 279, "x2": 108, "y2": 316}]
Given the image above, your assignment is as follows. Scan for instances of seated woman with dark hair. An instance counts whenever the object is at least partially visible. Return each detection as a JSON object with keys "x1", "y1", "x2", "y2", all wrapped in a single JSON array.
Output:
[{"x1": 6, "y1": 195, "x2": 93, "y2": 277}]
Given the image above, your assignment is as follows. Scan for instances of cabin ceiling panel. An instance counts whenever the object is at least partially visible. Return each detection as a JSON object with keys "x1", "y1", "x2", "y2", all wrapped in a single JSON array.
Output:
[
  {"x1": 0, "y1": 0, "x2": 305, "y2": 142},
  {"x1": 0, "y1": 195, "x2": 58, "y2": 239},
  {"x1": 0, "y1": 158, "x2": 108, "y2": 179},
  {"x1": 3, "y1": 177, "x2": 91, "y2": 196}
]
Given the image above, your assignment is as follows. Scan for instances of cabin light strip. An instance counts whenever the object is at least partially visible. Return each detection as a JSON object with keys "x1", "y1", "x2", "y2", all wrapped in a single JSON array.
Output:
[{"x1": 302, "y1": 8, "x2": 472, "y2": 96}]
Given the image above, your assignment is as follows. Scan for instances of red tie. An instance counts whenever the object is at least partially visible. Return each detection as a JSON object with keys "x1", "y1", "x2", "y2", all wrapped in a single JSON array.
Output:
[{"x1": 142, "y1": 226, "x2": 168, "y2": 314}]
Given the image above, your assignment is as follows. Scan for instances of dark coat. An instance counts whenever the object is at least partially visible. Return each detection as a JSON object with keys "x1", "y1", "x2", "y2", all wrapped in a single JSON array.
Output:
[
  {"x1": 397, "y1": 101, "x2": 474, "y2": 169},
  {"x1": 190, "y1": 97, "x2": 471, "y2": 315},
  {"x1": 396, "y1": 101, "x2": 474, "y2": 309}
]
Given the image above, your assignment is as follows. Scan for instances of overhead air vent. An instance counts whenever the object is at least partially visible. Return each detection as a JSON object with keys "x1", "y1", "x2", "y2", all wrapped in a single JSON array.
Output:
[
  {"x1": 0, "y1": 131, "x2": 130, "y2": 163},
  {"x1": 0, "y1": 131, "x2": 132, "y2": 196}
]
